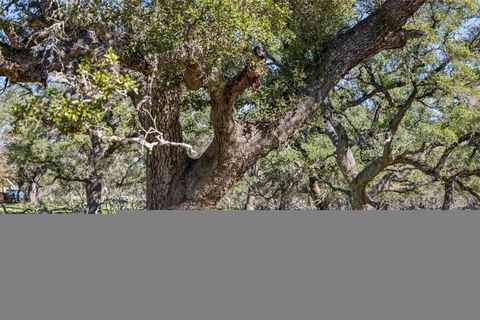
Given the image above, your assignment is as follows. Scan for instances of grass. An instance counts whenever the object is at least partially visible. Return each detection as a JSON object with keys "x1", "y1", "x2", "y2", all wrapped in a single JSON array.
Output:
[
  {"x1": 1, "y1": 197, "x2": 145, "y2": 214},
  {"x1": 1, "y1": 202, "x2": 79, "y2": 214},
  {"x1": 1, "y1": 203, "x2": 35, "y2": 214}
]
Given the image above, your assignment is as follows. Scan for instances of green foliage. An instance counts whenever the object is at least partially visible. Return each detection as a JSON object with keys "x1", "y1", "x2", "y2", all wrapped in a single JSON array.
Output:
[
  {"x1": 12, "y1": 49, "x2": 137, "y2": 134},
  {"x1": 65, "y1": 0, "x2": 293, "y2": 73},
  {"x1": 288, "y1": 0, "x2": 353, "y2": 52}
]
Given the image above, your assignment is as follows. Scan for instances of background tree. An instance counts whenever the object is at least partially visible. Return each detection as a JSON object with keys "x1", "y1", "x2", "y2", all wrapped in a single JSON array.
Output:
[
  {"x1": 5, "y1": 127, "x2": 53, "y2": 205},
  {"x1": 3, "y1": 51, "x2": 145, "y2": 213}
]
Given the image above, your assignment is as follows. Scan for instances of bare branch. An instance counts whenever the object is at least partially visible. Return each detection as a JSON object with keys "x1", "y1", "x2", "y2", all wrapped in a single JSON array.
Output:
[
  {"x1": 455, "y1": 180, "x2": 480, "y2": 202},
  {"x1": 88, "y1": 128, "x2": 198, "y2": 158},
  {"x1": 315, "y1": 179, "x2": 351, "y2": 196}
]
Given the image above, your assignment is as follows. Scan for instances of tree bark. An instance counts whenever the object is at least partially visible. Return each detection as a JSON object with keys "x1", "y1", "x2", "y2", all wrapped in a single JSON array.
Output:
[{"x1": 85, "y1": 179, "x2": 103, "y2": 214}]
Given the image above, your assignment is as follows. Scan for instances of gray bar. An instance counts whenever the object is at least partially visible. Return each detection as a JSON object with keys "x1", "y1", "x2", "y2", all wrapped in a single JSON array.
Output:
[{"x1": 0, "y1": 211, "x2": 479, "y2": 320}]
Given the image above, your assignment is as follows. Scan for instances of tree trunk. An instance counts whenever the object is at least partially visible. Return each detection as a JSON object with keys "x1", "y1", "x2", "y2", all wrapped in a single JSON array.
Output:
[
  {"x1": 245, "y1": 186, "x2": 256, "y2": 211},
  {"x1": 27, "y1": 181, "x2": 39, "y2": 206},
  {"x1": 85, "y1": 180, "x2": 103, "y2": 214},
  {"x1": 145, "y1": 82, "x2": 188, "y2": 210},
  {"x1": 245, "y1": 165, "x2": 258, "y2": 210},
  {"x1": 278, "y1": 188, "x2": 291, "y2": 210},
  {"x1": 309, "y1": 177, "x2": 329, "y2": 210},
  {"x1": 442, "y1": 180, "x2": 454, "y2": 210},
  {"x1": 351, "y1": 185, "x2": 375, "y2": 210}
]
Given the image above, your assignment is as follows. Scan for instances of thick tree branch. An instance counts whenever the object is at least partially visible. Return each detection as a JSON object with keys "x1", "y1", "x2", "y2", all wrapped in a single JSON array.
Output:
[
  {"x1": 0, "y1": 24, "x2": 152, "y2": 84},
  {"x1": 210, "y1": 65, "x2": 261, "y2": 137},
  {"x1": 53, "y1": 173, "x2": 90, "y2": 184},
  {"x1": 252, "y1": 0, "x2": 427, "y2": 151},
  {"x1": 0, "y1": 27, "x2": 101, "y2": 83},
  {"x1": 324, "y1": 117, "x2": 359, "y2": 184}
]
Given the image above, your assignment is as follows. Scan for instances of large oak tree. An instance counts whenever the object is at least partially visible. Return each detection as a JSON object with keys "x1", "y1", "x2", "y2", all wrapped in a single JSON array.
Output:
[{"x1": 1, "y1": 0, "x2": 429, "y2": 209}]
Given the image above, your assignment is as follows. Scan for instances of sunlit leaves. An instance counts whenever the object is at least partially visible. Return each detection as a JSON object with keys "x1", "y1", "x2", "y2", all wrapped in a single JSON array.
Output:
[{"x1": 13, "y1": 49, "x2": 137, "y2": 134}]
